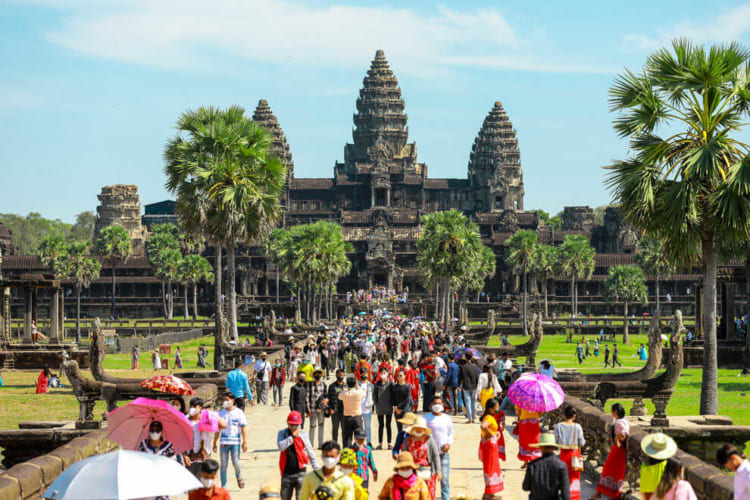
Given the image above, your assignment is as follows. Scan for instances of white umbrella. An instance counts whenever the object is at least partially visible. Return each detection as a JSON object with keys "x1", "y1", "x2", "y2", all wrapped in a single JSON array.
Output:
[{"x1": 44, "y1": 449, "x2": 201, "y2": 500}]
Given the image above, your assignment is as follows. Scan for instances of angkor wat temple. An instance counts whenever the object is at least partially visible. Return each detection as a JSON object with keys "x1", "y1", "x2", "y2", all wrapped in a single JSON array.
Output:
[{"x1": 2, "y1": 50, "x2": 741, "y2": 318}]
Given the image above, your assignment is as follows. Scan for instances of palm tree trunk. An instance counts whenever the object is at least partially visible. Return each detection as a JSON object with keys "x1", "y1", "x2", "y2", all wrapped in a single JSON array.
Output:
[
  {"x1": 161, "y1": 282, "x2": 167, "y2": 318},
  {"x1": 522, "y1": 263, "x2": 529, "y2": 336},
  {"x1": 544, "y1": 275, "x2": 549, "y2": 319},
  {"x1": 110, "y1": 263, "x2": 116, "y2": 319},
  {"x1": 214, "y1": 246, "x2": 224, "y2": 367},
  {"x1": 700, "y1": 236, "x2": 719, "y2": 415},
  {"x1": 443, "y1": 278, "x2": 451, "y2": 334},
  {"x1": 276, "y1": 269, "x2": 280, "y2": 304},
  {"x1": 623, "y1": 300, "x2": 629, "y2": 344},
  {"x1": 183, "y1": 284, "x2": 189, "y2": 320},
  {"x1": 193, "y1": 283, "x2": 199, "y2": 320},
  {"x1": 655, "y1": 272, "x2": 661, "y2": 316},
  {"x1": 227, "y1": 243, "x2": 239, "y2": 342},
  {"x1": 570, "y1": 278, "x2": 575, "y2": 316},
  {"x1": 75, "y1": 284, "x2": 82, "y2": 343},
  {"x1": 435, "y1": 283, "x2": 440, "y2": 320}
]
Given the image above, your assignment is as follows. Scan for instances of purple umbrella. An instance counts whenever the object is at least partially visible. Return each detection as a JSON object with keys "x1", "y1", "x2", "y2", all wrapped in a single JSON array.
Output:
[{"x1": 507, "y1": 373, "x2": 565, "y2": 412}]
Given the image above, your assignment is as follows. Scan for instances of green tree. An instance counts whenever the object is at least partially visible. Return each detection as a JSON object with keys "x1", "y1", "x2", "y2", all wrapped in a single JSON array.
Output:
[
  {"x1": 635, "y1": 237, "x2": 675, "y2": 316},
  {"x1": 38, "y1": 232, "x2": 70, "y2": 278},
  {"x1": 504, "y1": 229, "x2": 538, "y2": 335},
  {"x1": 147, "y1": 225, "x2": 181, "y2": 319},
  {"x1": 604, "y1": 265, "x2": 648, "y2": 344},
  {"x1": 95, "y1": 225, "x2": 131, "y2": 319},
  {"x1": 557, "y1": 234, "x2": 595, "y2": 317},
  {"x1": 1, "y1": 213, "x2": 72, "y2": 254},
  {"x1": 69, "y1": 211, "x2": 96, "y2": 242},
  {"x1": 164, "y1": 105, "x2": 287, "y2": 343},
  {"x1": 417, "y1": 210, "x2": 483, "y2": 333},
  {"x1": 180, "y1": 254, "x2": 214, "y2": 320},
  {"x1": 531, "y1": 244, "x2": 558, "y2": 318},
  {"x1": 605, "y1": 39, "x2": 750, "y2": 414},
  {"x1": 65, "y1": 241, "x2": 100, "y2": 342},
  {"x1": 154, "y1": 247, "x2": 182, "y2": 320}
]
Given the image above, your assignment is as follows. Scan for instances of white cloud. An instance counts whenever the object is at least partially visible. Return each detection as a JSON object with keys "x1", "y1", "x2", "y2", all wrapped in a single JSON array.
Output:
[
  {"x1": 19, "y1": 0, "x2": 609, "y2": 75},
  {"x1": 624, "y1": 3, "x2": 750, "y2": 51}
]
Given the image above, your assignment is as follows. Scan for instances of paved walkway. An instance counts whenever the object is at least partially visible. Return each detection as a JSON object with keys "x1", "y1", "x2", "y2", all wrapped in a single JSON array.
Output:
[{"x1": 215, "y1": 382, "x2": 595, "y2": 499}]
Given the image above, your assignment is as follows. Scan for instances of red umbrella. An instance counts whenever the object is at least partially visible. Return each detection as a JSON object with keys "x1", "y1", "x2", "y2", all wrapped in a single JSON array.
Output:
[
  {"x1": 107, "y1": 398, "x2": 193, "y2": 453},
  {"x1": 140, "y1": 375, "x2": 195, "y2": 396}
]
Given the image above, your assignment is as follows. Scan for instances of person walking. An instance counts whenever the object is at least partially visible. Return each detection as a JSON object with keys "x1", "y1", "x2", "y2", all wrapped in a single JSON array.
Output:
[
  {"x1": 272, "y1": 359, "x2": 287, "y2": 407},
  {"x1": 213, "y1": 393, "x2": 248, "y2": 490},
  {"x1": 278, "y1": 411, "x2": 320, "y2": 500},
  {"x1": 308, "y1": 368, "x2": 328, "y2": 449},
  {"x1": 327, "y1": 370, "x2": 347, "y2": 444},
  {"x1": 339, "y1": 376, "x2": 365, "y2": 447},
  {"x1": 716, "y1": 443, "x2": 750, "y2": 499},
  {"x1": 185, "y1": 397, "x2": 226, "y2": 478},
  {"x1": 131, "y1": 345, "x2": 140, "y2": 370},
  {"x1": 576, "y1": 343, "x2": 584, "y2": 365},
  {"x1": 359, "y1": 369, "x2": 375, "y2": 444},
  {"x1": 405, "y1": 361, "x2": 420, "y2": 412},
  {"x1": 594, "y1": 403, "x2": 629, "y2": 499},
  {"x1": 479, "y1": 399, "x2": 505, "y2": 500},
  {"x1": 522, "y1": 432, "x2": 570, "y2": 500},
  {"x1": 424, "y1": 396, "x2": 454, "y2": 500},
  {"x1": 554, "y1": 406, "x2": 586, "y2": 500},
  {"x1": 459, "y1": 354, "x2": 480, "y2": 423},
  {"x1": 374, "y1": 367, "x2": 394, "y2": 450},
  {"x1": 299, "y1": 440, "x2": 355, "y2": 499},
  {"x1": 445, "y1": 356, "x2": 460, "y2": 415},
  {"x1": 350, "y1": 428, "x2": 378, "y2": 490},
  {"x1": 603, "y1": 345, "x2": 611, "y2": 368},
  {"x1": 516, "y1": 405, "x2": 542, "y2": 467},
  {"x1": 612, "y1": 344, "x2": 623, "y2": 368},
  {"x1": 254, "y1": 352, "x2": 272, "y2": 404},
  {"x1": 226, "y1": 365, "x2": 253, "y2": 410},
  {"x1": 418, "y1": 355, "x2": 437, "y2": 413},
  {"x1": 377, "y1": 452, "x2": 430, "y2": 500},
  {"x1": 290, "y1": 372, "x2": 309, "y2": 427},
  {"x1": 188, "y1": 459, "x2": 231, "y2": 500},
  {"x1": 174, "y1": 347, "x2": 183, "y2": 369},
  {"x1": 339, "y1": 448, "x2": 369, "y2": 500},
  {"x1": 395, "y1": 417, "x2": 442, "y2": 499}
]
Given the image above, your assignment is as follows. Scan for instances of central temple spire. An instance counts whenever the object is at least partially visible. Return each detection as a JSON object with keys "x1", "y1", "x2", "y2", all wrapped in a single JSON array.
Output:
[{"x1": 351, "y1": 49, "x2": 409, "y2": 161}]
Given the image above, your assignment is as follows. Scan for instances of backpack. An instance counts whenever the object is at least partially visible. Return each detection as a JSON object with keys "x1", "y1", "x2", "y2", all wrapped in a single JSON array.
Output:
[{"x1": 313, "y1": 471, "x2": 344, "y2": 500}]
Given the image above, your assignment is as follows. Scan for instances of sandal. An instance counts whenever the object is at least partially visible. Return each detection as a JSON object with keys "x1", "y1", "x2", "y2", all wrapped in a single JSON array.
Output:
[{"x1": 238, "y1": 479, "x2": 245, "y2": 489}]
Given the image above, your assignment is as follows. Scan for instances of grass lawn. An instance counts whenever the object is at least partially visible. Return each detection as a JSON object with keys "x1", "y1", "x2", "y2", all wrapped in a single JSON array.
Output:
[
  {"x1": 0, "y1": 334, "x2": 255, "y2": 432},
  {"x1": 488, "y1": 333, "x2": 750, "y2": 425}
]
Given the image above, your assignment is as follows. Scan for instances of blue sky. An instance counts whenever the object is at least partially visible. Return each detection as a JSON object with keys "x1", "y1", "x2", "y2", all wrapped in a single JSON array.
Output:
[{"x1": 3, "y1": 0, "x2": 750, "y2": 222}]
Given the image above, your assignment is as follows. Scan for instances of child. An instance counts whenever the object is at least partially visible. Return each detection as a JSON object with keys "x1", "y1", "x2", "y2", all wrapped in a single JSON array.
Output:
[
  {"x1": 339, "y1": 448, "x2": 369, "y2": 500},
  {"x1": 640, "y1": 433, "x2": 676, "y2": 500},
  {"x1": 351, "y1": 428, "x2": 377, "y2": 490}
]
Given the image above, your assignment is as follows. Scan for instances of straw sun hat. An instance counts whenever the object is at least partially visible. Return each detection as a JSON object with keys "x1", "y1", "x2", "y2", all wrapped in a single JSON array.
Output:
[
  {"x1": 393, "y1": 452, "x2": 418, "y2": 470},
  {"x1": 396, "y1": 412, "x2": 417, "y2": 426},
  {"x1": 406, "y1": 417, "x2": 432, "y2": 436},
  {"x1": 529, "y1": 432, "x2": 561, "y2": 449},
  {"x1": 641, "y1": 432, "x2": 677, "y2": 460}
]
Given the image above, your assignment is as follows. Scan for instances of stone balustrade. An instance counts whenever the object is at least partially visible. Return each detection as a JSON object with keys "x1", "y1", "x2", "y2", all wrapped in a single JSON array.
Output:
[{"x1": 543, "y1": 397, "x2": 735, "y2": 500}]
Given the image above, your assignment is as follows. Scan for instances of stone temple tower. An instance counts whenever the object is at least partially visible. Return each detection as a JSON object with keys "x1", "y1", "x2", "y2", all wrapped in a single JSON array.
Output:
[
  {"x1": 93, "y1": 185, "x2": 147, "y2": 256},
  {"x1": 252, "y1": 99, "x2": 294, "y2": 182},
  {"x1": 468, "y1": 101, "x2": 524, "y2": 212}
]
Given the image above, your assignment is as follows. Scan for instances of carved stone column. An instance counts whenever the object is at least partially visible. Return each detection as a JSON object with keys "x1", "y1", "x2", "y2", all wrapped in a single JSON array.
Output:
[
  {"x1": 49, "y1": 287, "x2": 60, "y2": 344},
  {"x1": 23, "y1": 287, "x2": 33, "y2": 343}
]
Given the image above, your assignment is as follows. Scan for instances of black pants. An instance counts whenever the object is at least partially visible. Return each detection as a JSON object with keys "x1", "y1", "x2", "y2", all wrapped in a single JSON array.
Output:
[
  {"x1": 331, "y1": 413, "x2": 343, "y2": 443},
  {"x1": 235, "y1": 397, "x2": 246, "y2": 410},
  {"x1": 280, "y1": 471, "x2": 306, "y2": 500},
  {"x1": 396, "y1": 420, "x2": 404, "y2": 434},
  {"x1": 342, "y1": 415, "x2": 363, "y2": 447},
  {"x1": 377, "y1": 414, "x2": 393, "y2": 445}
]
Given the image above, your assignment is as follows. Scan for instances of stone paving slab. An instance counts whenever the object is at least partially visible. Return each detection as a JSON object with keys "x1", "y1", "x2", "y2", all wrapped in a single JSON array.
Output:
[{"x1": 199, "y1": 383, "x2": 595, "y2": 500}]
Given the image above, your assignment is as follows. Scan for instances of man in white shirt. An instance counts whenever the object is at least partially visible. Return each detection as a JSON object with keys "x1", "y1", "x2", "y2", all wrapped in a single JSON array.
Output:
[
  {"x1": 253, "y1": 352, "x2": 272, "y2": 405},
  {"x1": 424, "y1": 395, "x2": 454, "y2": 500},
  {"x1": 716, "y1": 443, "x2": 750, "y2": 500}
]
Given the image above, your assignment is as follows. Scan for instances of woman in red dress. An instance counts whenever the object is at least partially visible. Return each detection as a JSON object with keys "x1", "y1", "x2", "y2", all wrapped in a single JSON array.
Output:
[
  {"x1": 398, "y1": 417, "x2": 440, "y2": 499},
  {"x1": 515, "y1": 406, "x2": 542, "y2": 466},
  {"x1": 479, "y1": 398, "x2": 505, "y2": 500},
  {"x1": 35, "y1": 366, "x2": 51, "y2": 394},
  {"x1": 406, "y1": 361, "x2": 420, "y2": 412},
  {"x1": 595, "y1": 403, "x2": 629, "y2": 499}
]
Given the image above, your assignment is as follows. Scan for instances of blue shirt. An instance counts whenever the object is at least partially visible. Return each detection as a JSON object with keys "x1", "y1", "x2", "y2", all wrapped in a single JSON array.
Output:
[
  {"x1": 446, "y1": 362, "x2": 459, "y2": 387},
  {"x1": 226, "y1": 369, "x2": 253, "y2": 400}
]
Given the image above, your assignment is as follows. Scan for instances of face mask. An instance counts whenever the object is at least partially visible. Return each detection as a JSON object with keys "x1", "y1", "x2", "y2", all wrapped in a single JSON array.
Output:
[
  {"x1": 298, "y1": 379, "x2": 306, "y2": 384},
  {"x1": 397, "y1": 469, "x2": 413, "y2": 478},
  {"x1": 322, "y1": 457, "x2": 338, "y2": 469},
  {"x1": 149, "y1": 432, "x2": 161, "y2": 440},
  {"x1": 431, "y1": 404, "x2": 444, "y2": 414},
  {"x1": 188, "y1": 407, "x2": 200, "y2": 417},
  {"x1": 314, "y1": 374, "x2": 322, "y2": 380},
  {"x1": 222, "y1": 400, "x2": 231, "y2": 409},
  {"x1": 201, "y1": 478, "x2": 215, "y2": 489},
  {"x1": 380, "y1": 372, "x2": 388, "y2": 379},
  {"x1": 337, "y1": 376, "x2": 344, "y2": 382},
  {"x1": 341, "y1": 467, "x2": 355, "y2": 476}
]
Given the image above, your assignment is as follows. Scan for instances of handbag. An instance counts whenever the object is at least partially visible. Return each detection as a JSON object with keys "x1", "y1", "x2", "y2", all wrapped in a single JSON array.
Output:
[{"x1": 571, "y1": 453, "x2": 584, "y2": 471}]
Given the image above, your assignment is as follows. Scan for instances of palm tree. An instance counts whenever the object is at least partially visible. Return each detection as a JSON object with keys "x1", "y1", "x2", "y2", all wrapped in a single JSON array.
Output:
[
  {"x1": 95, "y1": 225, "x2": 131, "y2": 319},
  {"x1": 557, "y1": 235, "x2": 595, "y2": 317},
  {"x1": 417, "y1": 210, "x2": 483, "y2": 333},
  {"x1": 505, "y1": 230, "x2": 538, "y2": 335},
  {"x1": 605, "y1": 39, "x2": 750, "y2": 414},
  {"x1": 604, "y1": 265, "x2": 648, "y2": 344},
  {"x1": 38, "y1": 232, "x2": 69, "y2": 276},
  {"x1": 146, "y1": 225, "x2": 181, "y2": 318},
  {"x1": 457, "y1": 244, "x2": 496, "y2": 321},
  {"x1": 164, "y1": 105, "x2": 287, "y2": 343},
  {"x1": 531, "y1": 245, "x2": 558, "y2": 318},
  {"x1": 66, "y1": 241, "x2": 100, "y2": 342},
  {"x1": 154, "y1": 248, "x2": 182, "y2": 320},
  {"x1": 635, "y1": 237, "x2": 675, "y2": 316},
  {"x1": 180, "y1": 254, "x2": 214, "y2": 320}
]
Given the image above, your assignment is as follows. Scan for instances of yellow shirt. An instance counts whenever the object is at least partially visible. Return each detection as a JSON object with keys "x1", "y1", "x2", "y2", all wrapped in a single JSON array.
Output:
[
  {"x1": 347, "y1": 472, "x2": 369, "y2": 500},
  {"x1": 640, "y1": 461, "x2": 667, "y2": 493},
  {"x1": 300, "y1": 468, "x2": 355, "y2": 500},
  {"x1": 297, "y1": 363, "x2": 315, "y2": 382}
]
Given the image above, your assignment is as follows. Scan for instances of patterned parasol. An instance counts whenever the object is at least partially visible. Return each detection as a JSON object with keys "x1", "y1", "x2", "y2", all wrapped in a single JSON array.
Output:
[
  {"x1": 140, "y1": 375, "x2": 195, "y2": 396},
  {"x1": 507, "y1": 373, "x2": 565, "y2": 412}
]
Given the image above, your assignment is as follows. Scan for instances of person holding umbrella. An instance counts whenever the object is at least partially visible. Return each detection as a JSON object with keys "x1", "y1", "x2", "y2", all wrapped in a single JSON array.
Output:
[{"x1": 137, "y1": 421, "x2": 180, "y2": 500}]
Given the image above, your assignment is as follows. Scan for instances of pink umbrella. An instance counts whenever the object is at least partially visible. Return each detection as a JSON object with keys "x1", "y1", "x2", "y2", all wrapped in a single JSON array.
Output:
[
  {"x1": 107, "y1": 397, "x2": 193, "y2": 453},
  {"x1": 507, "y1": 373, "x2": 565, "y2": 412}
]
